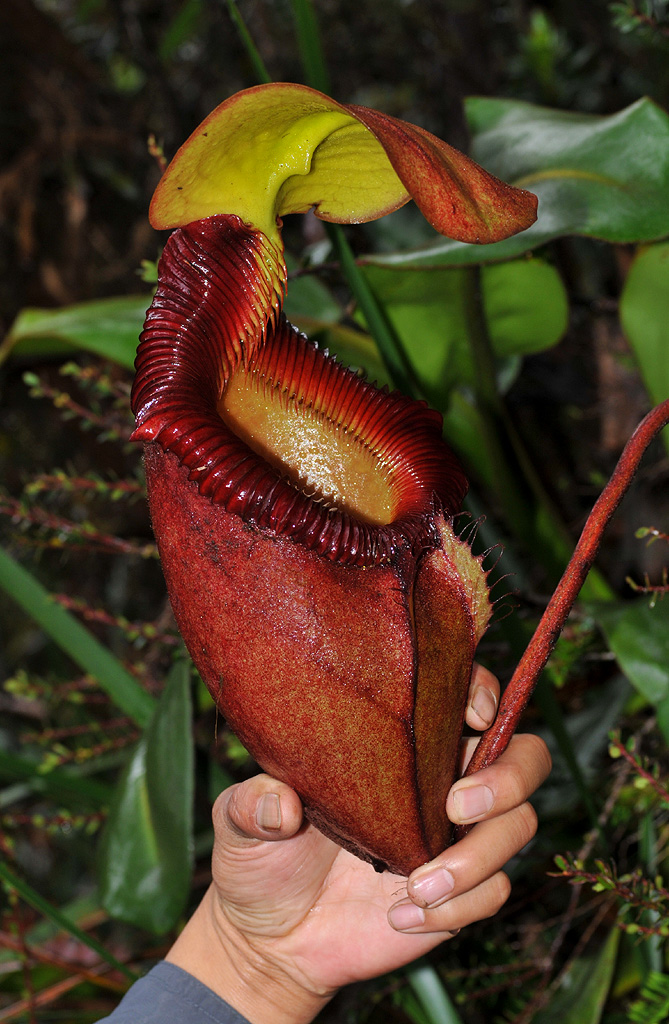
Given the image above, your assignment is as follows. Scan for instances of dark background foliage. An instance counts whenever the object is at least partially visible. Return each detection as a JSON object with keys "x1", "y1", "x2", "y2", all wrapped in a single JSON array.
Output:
[{"x1": 1, "y1": 2, "x2": 668, "y2": 1022}]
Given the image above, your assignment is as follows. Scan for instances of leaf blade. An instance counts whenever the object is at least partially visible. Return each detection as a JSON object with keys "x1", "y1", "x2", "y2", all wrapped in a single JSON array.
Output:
[
  {"x1": 98, "y1": 658, "x2": 194, "y2": 934},
  {"x1": 0, "y1": 548, "x2": 155, "y2": 727}
]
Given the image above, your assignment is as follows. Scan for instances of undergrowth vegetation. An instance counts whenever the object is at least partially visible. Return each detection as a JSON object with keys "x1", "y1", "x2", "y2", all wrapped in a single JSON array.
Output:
[{"x1": 1, "y1": 1, "x2": 668, "y2": 1021}]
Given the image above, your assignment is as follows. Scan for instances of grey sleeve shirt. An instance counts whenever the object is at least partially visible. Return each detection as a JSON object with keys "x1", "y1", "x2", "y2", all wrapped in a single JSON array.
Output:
[{"x1": 96, "y1": 961, "x2": 253, "y2": 1024}]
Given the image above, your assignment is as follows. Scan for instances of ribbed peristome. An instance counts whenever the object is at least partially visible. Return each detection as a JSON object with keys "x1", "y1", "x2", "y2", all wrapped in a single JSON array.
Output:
[{"x1": 131, "y1": 214, "x2": 468, "y2": 566}]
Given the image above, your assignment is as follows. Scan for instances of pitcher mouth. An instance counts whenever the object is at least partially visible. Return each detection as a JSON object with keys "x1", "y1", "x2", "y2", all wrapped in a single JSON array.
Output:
[{"x1": 131, "y1": 215, "x2": 468, "y2": 567}]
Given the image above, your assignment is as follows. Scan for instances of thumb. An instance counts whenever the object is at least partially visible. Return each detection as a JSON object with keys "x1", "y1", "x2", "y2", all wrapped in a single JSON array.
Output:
[
  {"x1": 213, "y1": 773, "x2": 305, "y2": 851},
  {"x1": 210, "y1": 774, "x2": 337, "y2": 936}
]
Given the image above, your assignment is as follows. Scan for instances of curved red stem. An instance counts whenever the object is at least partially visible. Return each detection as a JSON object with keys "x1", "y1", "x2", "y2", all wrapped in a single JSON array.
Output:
[{"x1": 456, "y1": 398, "x2": 669, "y2": 832}]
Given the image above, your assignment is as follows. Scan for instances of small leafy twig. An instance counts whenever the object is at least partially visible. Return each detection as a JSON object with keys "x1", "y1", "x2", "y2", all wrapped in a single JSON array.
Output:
[
  {"x1": 608, "y1": 731, "x2": 669, "y2": 805},
  {"x1": 34, "y1": 732, "x2": 138, "y2": 773},
  {"x1": 22, "y1": 372, "x2": 132, "y2": 443},
  {"x1": 0, "y1": 495, "x2": 157, "y2": 559},
  {"x1": 59, "y1": 361, "x2": 132, "y2": 404},
  {"x1": 626, "y1": 525, "x2": 669, "y2": 603},
  {"x1": 147, "y1": 133, "x2": 167, "y2": 173},
  {"x1": 21, "y1": 716, "x2": 133, "y2": 745},
  {"x1": 611, "y1": 2, "x2": 669, "y2": 40},
  {"x1": 552, "y1": 854, "x2": 669, "y2": 936},
  {"x1": 25, "y1": 471, "x2": 144, "y2": 502},
  {"x1": 1, "y1": 809, "x2": 106, "y2": 836},
  {"x1": 53, "y1": 595, "x2": 179, "y2": 646},
  {"x1": 626, "y1": 570, "x2": 668, "y2": 604}
]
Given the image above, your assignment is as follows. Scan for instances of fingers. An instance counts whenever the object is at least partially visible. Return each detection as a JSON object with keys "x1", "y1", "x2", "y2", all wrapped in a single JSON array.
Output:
[
  {"x1": 387, "y1": 732, "x2": 550, "y2": 935},
  {"x1": 388, "y1": 801, "x2": 536, "y2": 934},
  {"x1": 389, "y1": 872, "x2": 512, "y2": 935},
  {"x1": 464, "y1": 663, "x2": 499, "y2": 731},
  {"x1": 213, "y1": 773, "x2": 304, "y2": 847},
  {"x1": 448, "y1": 733, "x2": 552, "y2": 827}
]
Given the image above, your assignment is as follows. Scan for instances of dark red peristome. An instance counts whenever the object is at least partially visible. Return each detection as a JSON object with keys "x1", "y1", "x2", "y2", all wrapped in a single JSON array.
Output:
[{"x1": 132, "y1": 214, "x2": 468, "y2": 566}]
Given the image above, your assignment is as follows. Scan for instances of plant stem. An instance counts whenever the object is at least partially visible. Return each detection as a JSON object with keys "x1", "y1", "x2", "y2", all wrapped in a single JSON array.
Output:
[
  {"x1": 461, "y1": 267, "x2": 534, "y2": 534},
  {"x1": 224, "y1": 1, "x2": 272, "y2": 84},
  {"x1": 289, "y1": 0, "x2": 331, "y2": 94},
  {"x1": 327, "y1": 225, "x2": 421, "y2": 398},
  {"x1": 457, "y1": 397, "x2": 669, "y2": 826}
]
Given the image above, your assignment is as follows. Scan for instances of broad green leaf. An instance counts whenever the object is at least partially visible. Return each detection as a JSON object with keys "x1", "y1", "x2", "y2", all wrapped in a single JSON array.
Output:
[
  {"x1": 370, "y1": 97, "x2": 669, "y2": 268},
  {"x1": 538, "y1": 929, "x2": 619, "y2": 1024},
  {"x1": 442, "y1": 390, "x2": 495, "y2": 489},
  {"x1": 361, "y1": 257, "x2": 568, "y2": 400},
  {"x1": 0, "y1": 548, "x2": 155, "y2": 727},
  {"x1": 590, "y1": 599, "x2": 669, "y2": 707},
  {"x1": 531, "y1": 675, "x2": 630, "y2": 821},
  {"x1": 2, "y1": 295, "x2": 150, "y2": 369},
  {"x1": 99, "y1": 659, "x2": 194, "y2": 934},
  {"x1": 283, "y1": 262, "x2": 341, "y2": 325},
  {"x1": 619, "y1": 242, "x2": 669, "y2": 453},
  {"x1": 330, "y1": 223, "x2": 417, "y2": 396}
]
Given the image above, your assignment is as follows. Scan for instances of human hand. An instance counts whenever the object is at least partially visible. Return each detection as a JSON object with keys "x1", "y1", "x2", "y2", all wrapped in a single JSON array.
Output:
[{"x1": 166, "y1": 664, "x2": 551, "y2": 1024}]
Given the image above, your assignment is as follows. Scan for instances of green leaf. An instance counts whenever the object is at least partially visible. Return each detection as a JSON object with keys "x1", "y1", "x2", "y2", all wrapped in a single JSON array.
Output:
[
  {"x1": 590, "y1": 599, "x2": 669, "y2": 706},
  {"x1": 370, "y1": 97, "x2": 669, "y2": 268},
  {"x1": 224, "y1": 0, "x2": 272, "y2": 83},
  {"x1": 619, "y1": 242, "x2": 669, "y2": 454},
  {"x1": 283, "y1": 263, "x2": 341, "y2": 325},
  {"x1": 289, "y1": 0, "x2": 331, "y2": 95},
  {"x1": 0, "y1": 861, "x2": 136, "y2": 981},
  {"x1": 537, "y1": 928, "x2": 619, "y2": 1024},
  {"x1": 0, "y1": 548, "x2": 155, "y2": 727},
  {"x1": 99, "y1": 658, "x2": 194, "y2": 934},
  {"x1": 2, "y1": 295, "x2": 150, "y2": 369},
  {"x1": 406, "y1": 965, "x2": 464, "y2": 1024},
  {"x1": 628, "y1": 971, "x2": 669, "y2": 1024},
  {"x1": 361, "y1": 256, "x2": 568, "y2": 401},
  {"x1": 158, "y1": 0, "x2": 204, "y2": 62},
  {"x1": 329, "y1": 224, "x2": 420, "y2": 397}
]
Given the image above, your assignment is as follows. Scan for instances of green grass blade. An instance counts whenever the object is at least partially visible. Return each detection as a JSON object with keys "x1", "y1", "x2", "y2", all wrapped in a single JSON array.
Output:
[
  {"x1": 0, "y1": 548, "x2": 155, "y2": 727},
  {"x1": 289, "y1": 0, "x2": 331, "y2": 94},
  {"x1": 224, "y1": 0, "x2": 272, "y2": 84},
  {"x1": 0, "y1": 861, "x2": 137, "y2": 981},
  {"x1": 407, "y1": 964, "x2": 464, "y2": 1024}
]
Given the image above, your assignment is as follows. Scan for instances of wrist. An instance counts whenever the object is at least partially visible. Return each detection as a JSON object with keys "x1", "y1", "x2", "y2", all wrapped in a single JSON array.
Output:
[{"x1": 166, "y1": 885, "x2": 334, "y2": 1024}]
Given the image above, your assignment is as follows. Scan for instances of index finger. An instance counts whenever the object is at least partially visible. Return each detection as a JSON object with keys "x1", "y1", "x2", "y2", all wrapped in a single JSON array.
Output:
[{"x1": 448, "y1": 732, "x2": 552, "y2": 827}]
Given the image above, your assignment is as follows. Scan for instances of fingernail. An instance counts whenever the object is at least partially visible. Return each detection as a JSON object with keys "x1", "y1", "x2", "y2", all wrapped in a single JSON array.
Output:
[
  {"x1": 409, "y1": 867, "x2": 455, "y2": 908},
  {"x1": 257, "y1": 792, "x2": 282, "y2": 831},
  {"x1": 388, "y1": 900, "x2": 426, "y2": 931},
  {"x1": 470, "y1": 686, "x2": 497, "y2": 727},
  {"x1": 452, "y1": 784, "x2": 494, "y2": 822}
]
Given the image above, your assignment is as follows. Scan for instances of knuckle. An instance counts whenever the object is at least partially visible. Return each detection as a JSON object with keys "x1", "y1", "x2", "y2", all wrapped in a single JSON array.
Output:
[
  {"x1": 489, "y1": 872, "x2": 512, "y2": 914},
  {"x1": 512, "y1": 801, "x2": 538, "y2": 848},
  {"x1": 504, "y1": 761, "x2": 529, "y2": 805},
  {"x1": 521, "y1": 732, "x2": 553, "y2": 779}
]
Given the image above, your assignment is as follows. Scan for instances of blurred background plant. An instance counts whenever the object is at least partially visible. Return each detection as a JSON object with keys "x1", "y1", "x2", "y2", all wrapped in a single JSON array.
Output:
[{"x1": 1, "y1": 1, "x2": 668, "y2": 1021}]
